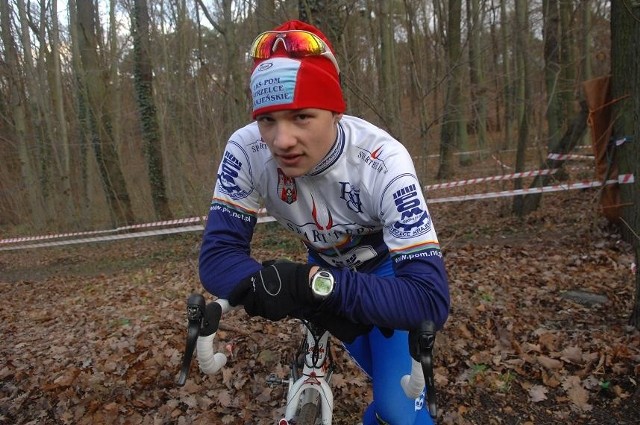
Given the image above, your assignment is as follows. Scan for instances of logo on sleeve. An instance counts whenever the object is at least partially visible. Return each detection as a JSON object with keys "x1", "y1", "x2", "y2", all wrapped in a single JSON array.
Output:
[
  {"x1": 217, "y1": 151, "x2": 251, "y2": 200},
  {"x1": 388, "y1": 184, "x2": 431, "y2": 238}
]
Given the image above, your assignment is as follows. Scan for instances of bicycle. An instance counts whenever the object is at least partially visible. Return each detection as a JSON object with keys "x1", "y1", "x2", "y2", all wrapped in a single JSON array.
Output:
[{"x1": 177, "y1": 293, "x2": 438, "y2": 424}]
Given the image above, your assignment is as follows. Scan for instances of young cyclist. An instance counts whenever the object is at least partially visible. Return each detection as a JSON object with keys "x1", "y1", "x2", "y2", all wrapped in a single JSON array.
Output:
[{"x1": 199, "y1": 19, "x2": 450, "y2": 425}]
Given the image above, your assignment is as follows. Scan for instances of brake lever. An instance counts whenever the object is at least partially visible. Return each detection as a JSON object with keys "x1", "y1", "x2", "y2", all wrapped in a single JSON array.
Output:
[
  {"x1": 409, "y1": 320, "x2": 437, "y2": 419},
  {"x1": 177, "y1": 293, "x2": 206, "y2": 386}
]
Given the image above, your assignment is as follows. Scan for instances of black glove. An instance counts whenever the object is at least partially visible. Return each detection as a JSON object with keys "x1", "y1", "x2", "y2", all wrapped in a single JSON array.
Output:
[
  {"x1": 229, "y1": 261, "x2": 316, "y2": 321},
  {"x1": 308, "y1": 312, "x2": 373, "y2": 343}
]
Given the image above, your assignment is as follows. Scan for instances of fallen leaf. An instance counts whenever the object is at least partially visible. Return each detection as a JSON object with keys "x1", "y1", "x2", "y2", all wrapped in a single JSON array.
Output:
[
  {"x1": 562, "y1": 376, "x2": 592, "y2": 412},
  {"x1": 538, "y1": 355, "x2": 563, "y2": 370},
  {"x1": 529, "y1": 385, "x2": 548, "y2": 402}
]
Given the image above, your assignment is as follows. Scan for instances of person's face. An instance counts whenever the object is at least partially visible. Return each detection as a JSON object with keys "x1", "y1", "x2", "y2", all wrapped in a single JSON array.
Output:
[{"x1": 256, "y1": 108, "x2": 342, "y2": 177}]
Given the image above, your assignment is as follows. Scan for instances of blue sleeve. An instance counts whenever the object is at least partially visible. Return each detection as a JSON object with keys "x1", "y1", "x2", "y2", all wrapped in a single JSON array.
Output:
[
  {"x1": 198, "y1": 203, "x2": 262, "y2": 299},
  {"x1": 324, "y1": 252, "x2": 449, "y2": 330},
  {"x1": 322, "y1": 165, "x2": 450, "y2": 330},
  {"x1": 199, "y1": 131, "x2": 265, "y2": 298}
]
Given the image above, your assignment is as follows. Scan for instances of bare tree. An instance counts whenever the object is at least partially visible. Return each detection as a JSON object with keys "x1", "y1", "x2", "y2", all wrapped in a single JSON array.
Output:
[
  {"x1": 466, "y1": 0, "x2": 488, "y2": 153},
  {"x1": 498, "y1": 0, "x2": 514, "y2": 149},
  {"x1": 377, "y1": 0, "x2": 402, "y2": 139},
  {"x1": 543, "y1": 0, "x2": 563, "y2": 149},
  {"x1": 74, "y1": 0, "x2": 134, "y2": 226},
  {"x1": 132, "y1": 0, "x2": 173, "y2": 221},
  {"x1": 51, "y1": 0, "x2": 75, "y2": 225},
  {"x1": 610, "y1": 0, "x2": 640, "y2": 328},
  {"x1": 403, "y1": 0, "x2": 431, "y2": 138},
  {"x1": 437, "y1": 0, "x2": 465, "y2": 180},
  {"x1": 511, "y1": 0, "x2": 532, "y2": 216},
  {"x1": 1, "y1": 0, "x2": 46, "y2": 227}
]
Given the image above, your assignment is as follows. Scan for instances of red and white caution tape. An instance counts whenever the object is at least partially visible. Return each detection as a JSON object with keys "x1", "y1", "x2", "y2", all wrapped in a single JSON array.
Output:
[
  {"x1": 0, "y1": 214, "x2": 275, "y2": 251},
  {"x1": 0, "y1": 211, "x2": 273, "y2": 247},
  {"x1": 547, "y1": 153, "x2": 594, "y2": 161},
  {"x1": 0, "y1": 225, "x2": 206, "y2": 250},
  {"x1": 491, "y1": 154, "x2": 512, "y2": 169},
  {"x1": 0, "y1": 216, "x2": 208, "y2": 245},
  {"x1": 429, "y1": 174, "x2": 634, "y2": 204},
  {"x1": 425, "y1": 168, "x2": 557, "y2": 191},
  {"x1": 1, "y1": 175, "x2": 633, "y2": 251},
  {"x1": 425, "y1": 166, "x2": 591, "y2": 191}
]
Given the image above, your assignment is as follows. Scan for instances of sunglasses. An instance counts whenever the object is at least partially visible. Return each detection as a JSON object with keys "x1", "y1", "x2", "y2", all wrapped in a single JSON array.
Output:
[{"x1": 249, "y1": 30, "x2": 340, "y2": 73}]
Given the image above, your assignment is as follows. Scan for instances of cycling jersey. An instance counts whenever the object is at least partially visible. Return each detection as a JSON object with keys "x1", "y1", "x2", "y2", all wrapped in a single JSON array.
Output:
[{"x1": 199, "y1": 114, "x2": 450, "y2": 330}]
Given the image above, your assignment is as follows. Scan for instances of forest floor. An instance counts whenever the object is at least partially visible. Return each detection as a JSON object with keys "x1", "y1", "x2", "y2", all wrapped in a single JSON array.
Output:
[{"x1": 1, "y1": 161, "x2": 640, "y2": 424}]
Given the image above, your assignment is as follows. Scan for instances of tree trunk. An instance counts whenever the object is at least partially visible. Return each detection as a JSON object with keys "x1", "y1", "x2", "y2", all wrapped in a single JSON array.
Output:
[
  {"x1": 559, "y1": 0, "x2": 576, "y2": 121},
  {"x1": 499, "y1": 0, "x2": 513, "y2": 149},
  {"x1": 581, "y1": 0, "x2": 592, "y2": 81},
  {"x1": 543, "y1": 0, "x2": 563, "y2": 150},
  {"x1": 466, "y1": 0, "x2": 488, "y2": 155},
  {"x1": 437, "y1": 0, "x2": 464, "y2": 180},
  {"x1": 51, "y1": 0, "x2": 76, "y2": 226},
  {"x1": 75, "y1": 0, "x2": 134, "y2": 226},
  {"x1": 610, "y1": 0, "x2": 640, "y2": 329},
  {"x1": 520, "y1": 100, "x2": 588, "y2": 215},
  {"x1": 0, "y1": 0, "x2": 46, "y2": 228},
  {"x1": 255, "y1": 0, "x2": 276, "y2": 32},
  {"x1": 511, "y1": 0, "x2": 531, "y2": 216},
  {"x1": 377, "y1": 0, "x2": 402, "y2": 139},
  {"x1": 403, "y1": 0, "x2": 430, "y2": 139},
  {"x1": 132, "y1": 0, "x2": 173, "y2": 221}
]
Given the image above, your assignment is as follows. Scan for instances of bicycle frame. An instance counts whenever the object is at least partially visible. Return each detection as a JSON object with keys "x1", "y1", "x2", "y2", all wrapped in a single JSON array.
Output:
[
  {"x1": 177, "y1": 295, "x2": 437, "y2": 424},
  {"x1": 278, "y1": 322, "x2": 334, "y2": 425}
]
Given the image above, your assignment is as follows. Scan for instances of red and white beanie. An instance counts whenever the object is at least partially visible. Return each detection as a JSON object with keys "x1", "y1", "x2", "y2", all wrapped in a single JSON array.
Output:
[{"x1": 250, "y1": 20, "x2": 346, "y2": 119}]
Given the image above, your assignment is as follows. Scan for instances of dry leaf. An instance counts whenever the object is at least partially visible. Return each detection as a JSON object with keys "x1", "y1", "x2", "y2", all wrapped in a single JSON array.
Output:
[
  {"x1": 538, "y1": 355, "x2": 563, "y2": 370},
  {"x1": 529, "y1": 385, "x2": 548, "y2": 402},
  {"x1": 562, "y1": 376, "x2": 592, "y2": 412},
  {"x1": 217, "y1": 390, "x2": 232, "y2": 407},
  {"x1": 560, "y1": 346, "x2": 583, "y2": 364}
]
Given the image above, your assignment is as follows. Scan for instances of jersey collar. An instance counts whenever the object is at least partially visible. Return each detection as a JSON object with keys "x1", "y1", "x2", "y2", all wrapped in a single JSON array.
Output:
[{"x1": 307, "y1": 122, "x2": 345, "y2": 176}]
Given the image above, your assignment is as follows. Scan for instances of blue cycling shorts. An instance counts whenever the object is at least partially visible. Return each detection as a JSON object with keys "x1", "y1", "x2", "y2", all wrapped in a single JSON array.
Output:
[{"x1": 342, "y1": 259, "x2": 434, "y2": 425}]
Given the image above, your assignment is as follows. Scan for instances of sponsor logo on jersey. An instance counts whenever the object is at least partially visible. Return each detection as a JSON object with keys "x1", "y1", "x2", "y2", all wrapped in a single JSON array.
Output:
[
  {"x1": 357, "y1": 146, "x2": 388, "y2": 173},
  {"x1": 370, "y1": 146, "x2": 383, "y2": 159},
  {"x1": 217, "y1": 151, "x2": 251, "y2": 200},
  {"x1": 388, "y1": 184, "x2": 431, "y2": 238},
  {"x1": 311, "y1": 196, "x2": 333, "y2": 230},
  {"x1": 283, "y1": 217, "x2": 377, "y2": 252},
  {"x1": 277, "y1": 168, "x2": 297, "y2": 204},
  {"x1": 250, "y1": 139, "x2": 268, "y2": 153},
  {"x1": 339, "y1": 182, "x2": 363, "y2": 213}
]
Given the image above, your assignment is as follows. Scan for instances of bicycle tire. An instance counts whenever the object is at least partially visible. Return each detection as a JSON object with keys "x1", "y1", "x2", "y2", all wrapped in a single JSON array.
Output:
[{"x1": 296, "y1": 401, "x2": 320, "y2": 425}]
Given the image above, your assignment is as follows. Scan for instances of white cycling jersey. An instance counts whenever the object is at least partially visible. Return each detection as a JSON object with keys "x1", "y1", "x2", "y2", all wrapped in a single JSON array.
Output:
[{"x1": 200, "y1": 114, "x2": 449, "y2": 330}]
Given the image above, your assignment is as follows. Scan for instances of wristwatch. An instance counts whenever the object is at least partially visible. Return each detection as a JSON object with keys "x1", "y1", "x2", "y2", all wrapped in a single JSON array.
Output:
[{"x1": 310, "y1": 268, "x2": 335, "y2": 300}]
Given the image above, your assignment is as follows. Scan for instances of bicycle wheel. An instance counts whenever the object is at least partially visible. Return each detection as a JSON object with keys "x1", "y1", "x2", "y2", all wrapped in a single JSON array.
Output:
[{"x1": 296, "y1": 401, "x2": 320, "y2": 425}]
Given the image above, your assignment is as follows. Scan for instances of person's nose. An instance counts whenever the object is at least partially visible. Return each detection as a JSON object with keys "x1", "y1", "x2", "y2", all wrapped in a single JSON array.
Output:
[{"x1": 271, "y1": 122, "x2": 297, "y2": 150}]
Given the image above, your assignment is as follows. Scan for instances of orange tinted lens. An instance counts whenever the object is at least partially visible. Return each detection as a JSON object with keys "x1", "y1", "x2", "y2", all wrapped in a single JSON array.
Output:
[
  {"x1": 282, "y1": 31, "x2": 326, "y2": 57},
  {"x1": 250, "y1": 32, "x2": 278, "y2": 59},
  {"x1": 249, "y1": 30, "x2": 327, "y2": 59}
]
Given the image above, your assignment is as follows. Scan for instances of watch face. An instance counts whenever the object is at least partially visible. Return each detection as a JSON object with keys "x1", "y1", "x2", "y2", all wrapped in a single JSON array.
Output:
[{"x1": 312, "y1": 271, "x2": 334, "y2": 296}]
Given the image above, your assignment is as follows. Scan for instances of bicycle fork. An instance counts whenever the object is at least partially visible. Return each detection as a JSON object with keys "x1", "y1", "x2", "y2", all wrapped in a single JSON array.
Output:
[{"x1": 279, "y1": 324, "x2": 334, "y2": 425}]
